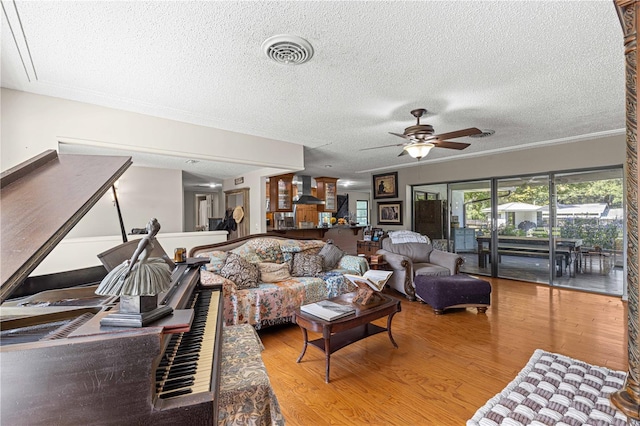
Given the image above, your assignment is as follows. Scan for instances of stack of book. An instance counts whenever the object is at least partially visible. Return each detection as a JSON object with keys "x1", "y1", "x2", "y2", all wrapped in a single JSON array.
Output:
[{"x1": 300, "y1": 300, "x2": 355, "y2": 321}]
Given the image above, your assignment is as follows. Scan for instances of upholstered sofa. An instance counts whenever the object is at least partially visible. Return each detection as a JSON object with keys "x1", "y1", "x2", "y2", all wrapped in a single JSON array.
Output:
[
  {"x1": 376, "y1": 235, "x2": 464, "y2": 301},
  {"x1": 189, "y1": 233, "x2": 367, "y2": 329}
]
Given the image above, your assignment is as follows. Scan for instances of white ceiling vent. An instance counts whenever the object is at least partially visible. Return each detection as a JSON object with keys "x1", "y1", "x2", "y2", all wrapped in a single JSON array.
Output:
[{"x1": 262, "y1": 35, "x2": 314, "y2": 65}]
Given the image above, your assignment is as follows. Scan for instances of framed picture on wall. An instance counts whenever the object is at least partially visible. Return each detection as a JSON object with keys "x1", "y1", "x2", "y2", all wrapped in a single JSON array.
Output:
[
  {"x1": 373, "y1": 172, "x2": 398, "y2": 199},
  {"x1": 377, "y1": 201, "x2": 402, "y2": 225}
]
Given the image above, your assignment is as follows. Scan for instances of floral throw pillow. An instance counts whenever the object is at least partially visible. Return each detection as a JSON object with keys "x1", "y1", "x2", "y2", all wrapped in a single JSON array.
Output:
[
  {"x1": 241, "y1": 238, "x2": 284, "y2": 263},
  {"x1": 220, "y1": 253, "x2": 260, "y2": 289},
  {"x1": 230, "y1": 244, "x2": 262, "y2": 264},
  {"x1": 279, "y1": 239, "x2": 326, "y2": 262},
  {"x1": 291, "y1": 252, "x2": 324, "y2": 277},
  {"x1": 318, "y1": 243, "x2": 345, "y2": 271}
]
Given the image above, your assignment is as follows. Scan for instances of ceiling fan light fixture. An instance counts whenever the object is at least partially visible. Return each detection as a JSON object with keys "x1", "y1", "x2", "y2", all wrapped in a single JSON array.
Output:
[{"x1": 404, "y1": 143, "x2": 434, "y2": 160}]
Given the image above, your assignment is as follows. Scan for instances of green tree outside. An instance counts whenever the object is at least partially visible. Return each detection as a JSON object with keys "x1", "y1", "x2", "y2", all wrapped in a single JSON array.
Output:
[{"x1": 461, "y1": 178, "x2": 623, "y2": 246}]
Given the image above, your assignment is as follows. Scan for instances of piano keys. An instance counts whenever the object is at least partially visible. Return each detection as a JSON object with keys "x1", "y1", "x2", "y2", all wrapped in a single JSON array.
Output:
[{"x1": 156, "y1": 288, "x2": 220, "y2": 399}]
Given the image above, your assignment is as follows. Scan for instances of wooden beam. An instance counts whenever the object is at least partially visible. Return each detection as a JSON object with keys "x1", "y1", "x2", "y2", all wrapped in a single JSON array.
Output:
[{"x1": 611, "y1": 0, "x2": 640, "y2": 419}]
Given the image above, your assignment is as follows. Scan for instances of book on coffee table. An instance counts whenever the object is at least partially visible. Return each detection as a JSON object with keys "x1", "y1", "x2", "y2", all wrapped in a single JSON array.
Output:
[
  {"x1": 344, "y1": 270, "x2": 393, "y2": 292},
  {"x1": 300, "y1": 300, "x2": 355, "y2": 321}
]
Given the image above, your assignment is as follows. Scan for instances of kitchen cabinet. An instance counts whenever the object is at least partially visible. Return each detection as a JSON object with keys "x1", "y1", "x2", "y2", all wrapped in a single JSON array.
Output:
[
  {"x1": 268, "y1": 173, "x2": 294, "y2": 212},
  {"x1": 314, "y1": 177, "x2": 338, "y2": 212}
]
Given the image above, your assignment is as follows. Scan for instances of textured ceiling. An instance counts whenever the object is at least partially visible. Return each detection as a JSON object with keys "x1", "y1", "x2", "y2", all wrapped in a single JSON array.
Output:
[{"x1": 1, "y1": 1, "x2": 626, "y2": 191}]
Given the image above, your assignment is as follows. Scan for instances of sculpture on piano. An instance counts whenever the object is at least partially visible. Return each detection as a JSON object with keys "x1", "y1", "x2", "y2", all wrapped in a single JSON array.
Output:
[
  {"x1": 96, "y1": 218, "x2": 171, "y2": 296},
  {"x1": 96, "y1": 218, "x2": 174, "y2": 327}
]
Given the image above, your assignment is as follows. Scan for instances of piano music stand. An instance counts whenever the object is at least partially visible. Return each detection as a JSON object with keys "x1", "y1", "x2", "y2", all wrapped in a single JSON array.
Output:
[{"x1": 97, "y1": 237, "x2": 175, "y2": 272}]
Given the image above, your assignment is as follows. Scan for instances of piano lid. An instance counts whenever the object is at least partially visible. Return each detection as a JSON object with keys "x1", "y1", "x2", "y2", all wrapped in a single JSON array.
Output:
[{"x1": 0, "y1": 150, "x2": 132, "y2": 303}]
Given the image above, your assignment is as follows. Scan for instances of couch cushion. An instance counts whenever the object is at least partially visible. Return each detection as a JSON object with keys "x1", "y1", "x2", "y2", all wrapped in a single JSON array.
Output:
[
  {"x1": 319, "y1": 243, "x2": 345, "y2": 271},
  {"x1": 413, "y1": 262, "x2": 451, "y2": 277},
  {"x1": 336, "y1": 255, "x2": 369, "y2": 275},
  {"x1": 230, "y1": 245, "x2": 262, "y2": 264},
  {"x1": 220, "y1": 253, "x2": 260, "y2": 289},
  {"x1": 382, "y1": 239, "x2": 433, "y2": 263},
  {"x1": 230, "y1": 238, "x2": 285, "y2": 264},
  {"x1": 198, "y1": 250, "x2": 229, "y2": 273},
  {"x1": 258, "y1": 262, "x2": 291, "y2": 283},
  {"x1": 200, "y1": 270, "x2": 237, "y2": 293},
  {"x1": 229, "y1": 240, "x2": 262, "y2": 263},
  {"x1": 248, "y1": 238, "x2": 285, "y2": 263},
  {"x1": 279, "y1": 239, "x2": 326, "y2": 262},
  {"x1": 291, "y1": 252, "x2": 323, "y2": 277}
]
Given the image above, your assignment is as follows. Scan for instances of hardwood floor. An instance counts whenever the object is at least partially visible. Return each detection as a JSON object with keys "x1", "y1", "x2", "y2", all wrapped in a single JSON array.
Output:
[{"x1": 257, "y1": 278, "x2": 628, "y2": 425}]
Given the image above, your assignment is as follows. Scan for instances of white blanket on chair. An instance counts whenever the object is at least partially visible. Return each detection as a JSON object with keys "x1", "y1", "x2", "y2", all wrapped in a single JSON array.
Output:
[{"x1": 388, "y1": 231, "x2": 430, "y2": 244}]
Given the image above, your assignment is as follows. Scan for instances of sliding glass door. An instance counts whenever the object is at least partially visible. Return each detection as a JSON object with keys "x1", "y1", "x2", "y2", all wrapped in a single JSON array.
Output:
[
  {"x1": 494, "y1": 175, "x2": 551, "y2": 284},
  {"x1": 447, "y1": 176, "x2": 553, "y2": 282},
  {"x1": 448, "y1": 180, "x2": 492, "y2": 276},
  {"x1": 552, "y1": 169, "x2": 624, "y2": 294},
  {"x1": 413, "y1": 166, "x2": 624, "y2": 296}
]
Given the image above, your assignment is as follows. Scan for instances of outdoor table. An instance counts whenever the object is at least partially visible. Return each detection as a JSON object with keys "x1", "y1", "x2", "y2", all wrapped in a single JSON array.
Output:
[{"x1": 476, "y1": 235, "x2": 583, "y2": 276}]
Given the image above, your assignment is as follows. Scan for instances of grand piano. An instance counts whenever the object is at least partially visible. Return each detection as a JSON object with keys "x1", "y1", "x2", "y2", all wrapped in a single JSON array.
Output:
[{"x1": 0, "y1": 150, "x2": 224, "y2": 425}]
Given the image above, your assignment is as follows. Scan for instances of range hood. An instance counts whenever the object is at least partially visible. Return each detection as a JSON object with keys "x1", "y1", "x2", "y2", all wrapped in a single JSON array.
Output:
[{"x1": 293, "y1": 175, "x2": 325, "y2": 205}]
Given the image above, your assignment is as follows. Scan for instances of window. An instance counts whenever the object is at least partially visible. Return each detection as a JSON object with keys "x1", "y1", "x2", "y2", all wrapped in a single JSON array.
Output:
[{"x1": 356, "y1": 200, "x2": 369, "y2": 225}]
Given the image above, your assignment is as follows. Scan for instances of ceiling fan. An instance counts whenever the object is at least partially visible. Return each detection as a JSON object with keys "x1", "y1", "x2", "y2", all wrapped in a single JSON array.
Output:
[{"x1": 362, "y1": 108, "x2": 483, "y2": 160}]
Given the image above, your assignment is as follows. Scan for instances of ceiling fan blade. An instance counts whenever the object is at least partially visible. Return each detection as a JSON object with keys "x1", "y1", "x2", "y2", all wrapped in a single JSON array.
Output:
[
  {"x1": 398, "y1": 149, "x2": 408, "y2": 157},
  {"x1": 433, "y1": 140, "x2": 471, "y2": 150},
  {"x1": 389, "y1": 132, "x2": 411, "y2": 140},
  {"x1": 431, "y1": 127, "x2": 482, "y2": 141},
  {"x1": 360, "y1": 142, "x2": 406, "y2": 151}
]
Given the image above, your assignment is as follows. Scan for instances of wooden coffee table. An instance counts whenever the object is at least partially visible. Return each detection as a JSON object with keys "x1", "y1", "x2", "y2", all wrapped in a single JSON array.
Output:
[{"x1": 293, "y1": 292, "x2": 401, "y2": 383}]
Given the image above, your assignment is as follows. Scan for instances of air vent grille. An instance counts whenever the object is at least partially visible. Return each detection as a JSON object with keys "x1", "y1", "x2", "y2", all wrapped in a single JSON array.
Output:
[{"x1": 262, "y1": 35, "x2": 314, "y2": 65}]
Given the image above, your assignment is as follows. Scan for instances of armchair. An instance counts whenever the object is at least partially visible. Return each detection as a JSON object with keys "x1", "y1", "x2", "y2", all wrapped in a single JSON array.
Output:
[{"x1": 376, "y1": 236, "x2": 464, "y2": 301}]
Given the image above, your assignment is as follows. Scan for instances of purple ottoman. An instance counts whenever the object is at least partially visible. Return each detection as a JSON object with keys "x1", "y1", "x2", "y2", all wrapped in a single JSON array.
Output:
[{"x1": 414, "y1": 275, "x2": 491, "y2": 315}]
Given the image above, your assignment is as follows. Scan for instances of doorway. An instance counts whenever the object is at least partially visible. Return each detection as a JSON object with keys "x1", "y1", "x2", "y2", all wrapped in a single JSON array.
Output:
[
  {"x1": 195, "y1": 193, "x2": 215, "y2": 231},
  {"x1": 225, "y1": 188, "x2": 250, "y2": 239}
]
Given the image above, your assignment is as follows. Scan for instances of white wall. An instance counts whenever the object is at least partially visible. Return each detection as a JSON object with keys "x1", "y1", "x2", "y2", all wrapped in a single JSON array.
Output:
[
  {"x1": 371, "y1": 134, "x2": 626, "y2": 229},
  {"x1": 32, "y1": 231, "x2": 228, "y2": 275},
  {"x1": 66, "y1": 165, "x2": 183, "y2": 237}
]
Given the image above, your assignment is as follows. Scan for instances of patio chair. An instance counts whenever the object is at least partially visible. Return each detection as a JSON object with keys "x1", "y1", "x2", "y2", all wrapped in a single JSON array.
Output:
[{"x1": 581, "y1": 246, "x2": 613, "y2": 274}]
